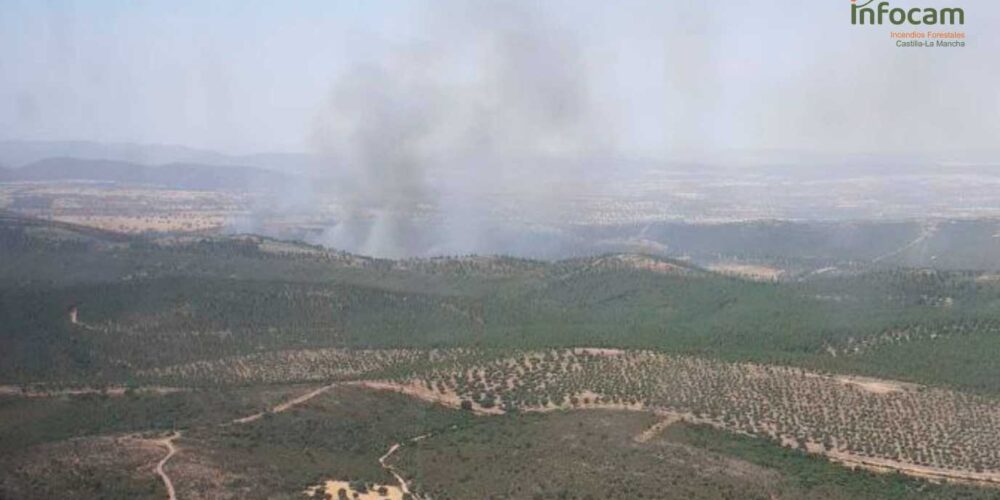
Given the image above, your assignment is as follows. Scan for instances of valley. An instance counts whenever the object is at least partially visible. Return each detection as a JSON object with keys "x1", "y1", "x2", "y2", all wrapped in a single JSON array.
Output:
[{"x1": 3, "y1": 213, "x2": 1000, "y2": 498}]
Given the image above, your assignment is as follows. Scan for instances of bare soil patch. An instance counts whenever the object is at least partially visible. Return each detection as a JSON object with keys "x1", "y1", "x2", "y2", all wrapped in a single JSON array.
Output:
[
  {"x1": 710, "y1": 263, "x2": 784, "y2": 281},
  {"x1": 304, "y1": 480, "x2": 404, "y2": 500}
]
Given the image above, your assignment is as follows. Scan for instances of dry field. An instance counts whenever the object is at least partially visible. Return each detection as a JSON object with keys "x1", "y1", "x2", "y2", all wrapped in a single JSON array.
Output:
[
  {"x1": 52, "y1": 214, "x2": 226, "y2": 233},
  {"x1": 1, "y1": 183, "x2": 252, "y2": 233}
]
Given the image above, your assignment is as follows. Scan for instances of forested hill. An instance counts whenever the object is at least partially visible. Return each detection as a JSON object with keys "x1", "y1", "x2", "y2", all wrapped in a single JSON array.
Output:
[{"x1": 2, "y1": 214, "x2": 1000, "y2": 397}]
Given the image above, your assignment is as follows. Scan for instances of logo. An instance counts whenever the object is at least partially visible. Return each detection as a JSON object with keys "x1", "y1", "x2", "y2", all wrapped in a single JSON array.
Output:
[{"x1": 851, "y1": 0, "x2": 965, "y2": 26}]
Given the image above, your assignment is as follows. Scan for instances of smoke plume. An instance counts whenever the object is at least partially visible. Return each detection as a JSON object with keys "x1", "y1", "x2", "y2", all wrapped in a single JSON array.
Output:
[{"x1": 309, "y1": 2, "x2": 612, "y2": 258}]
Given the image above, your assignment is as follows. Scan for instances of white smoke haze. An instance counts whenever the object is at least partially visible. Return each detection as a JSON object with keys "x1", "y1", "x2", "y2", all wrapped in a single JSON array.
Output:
[
  {"x1": 4, "y1": 0, "x2": 999, "y2": 155},
  {"x1": 309, "y1": 2, "x2": 614, "y2": 258}
]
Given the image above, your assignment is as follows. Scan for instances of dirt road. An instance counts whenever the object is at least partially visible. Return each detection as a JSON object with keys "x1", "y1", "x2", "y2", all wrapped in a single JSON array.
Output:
[
  {"x1": 872, "y1": 221, "x2": 938, "y2": 263},
  {"x1": 152, "y1": 431, "x2": 181, "y2": 500},
  {"x1": 634, "y1": 412, "x2": 683, "y2": 443},
  {"x1": 231, "y1": 383, "x2": 338, "y2": 424}
]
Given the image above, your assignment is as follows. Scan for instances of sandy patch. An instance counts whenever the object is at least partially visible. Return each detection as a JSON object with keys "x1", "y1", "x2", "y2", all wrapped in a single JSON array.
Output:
[
  {"x1": 305, "y1": 480, "x2": 403, "y2": 500},
  {"x1": 709, "y1": 264, "x2": 784, "y2": 281}
]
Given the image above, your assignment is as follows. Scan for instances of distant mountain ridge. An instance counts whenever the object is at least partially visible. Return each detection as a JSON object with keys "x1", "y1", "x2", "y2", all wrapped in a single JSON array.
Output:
[
  {"x1": 0, "y1": 140, "x2": 323, "y2": 173},
  {"x1": 0, "y1": 157, "x2": 291, "y2": 191}
]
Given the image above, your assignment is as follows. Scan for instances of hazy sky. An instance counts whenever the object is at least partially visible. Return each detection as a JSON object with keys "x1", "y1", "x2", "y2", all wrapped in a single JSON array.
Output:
[{"x1": 1, "y1": 0, "x2": 997, "y2": 157}]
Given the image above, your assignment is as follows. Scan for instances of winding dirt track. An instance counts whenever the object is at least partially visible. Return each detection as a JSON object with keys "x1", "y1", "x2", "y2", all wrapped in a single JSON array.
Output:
[
  {"x1": 378, "y1": 444, "x2": 412, "y2": 495},
  {"x1": 378, "y1": 431, "x2": 437, "y2": 500},
  {"x1": 231, "y1": 383, "x2": 338, "y2": 424},
  {"x1": 872, "y1": 221, "x2": 938, "y2": 263},
  {"x1": 633, "y1": 412, "x2": 683, "y2": 443},
  {"x1": 144, "y1": 383, "x2": 340, "y2": 499},
  {"x1": 152, "y1": 431, "x2": 181, "y2": 500}
]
